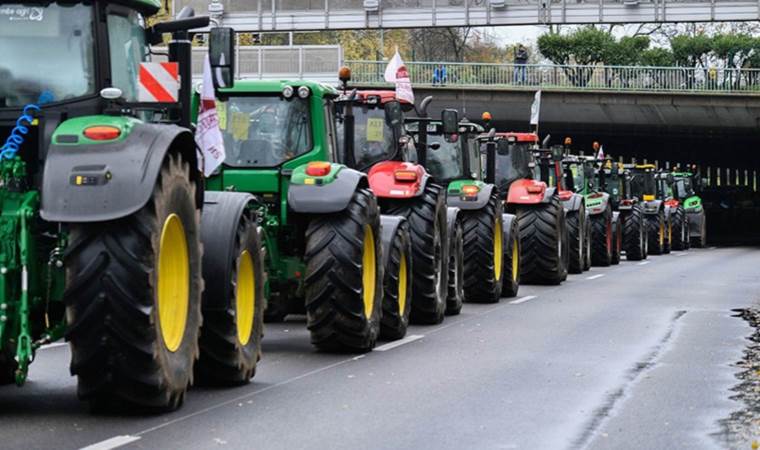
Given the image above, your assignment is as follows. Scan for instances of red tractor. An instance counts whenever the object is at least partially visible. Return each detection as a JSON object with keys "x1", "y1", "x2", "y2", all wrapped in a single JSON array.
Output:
[
  {"x1": 334, "y1": 70, "x2": 457, "y2": 326},
  {"x1": 479, "y1": 126, "x2": 569, "y2": 285}
]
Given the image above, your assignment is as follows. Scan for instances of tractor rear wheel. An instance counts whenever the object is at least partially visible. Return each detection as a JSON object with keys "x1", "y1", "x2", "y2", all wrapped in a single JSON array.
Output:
[
  {"x1": 623, "y1": 205, "x2": 646, "y2": 261},
  {"x1": 502, "y1": 215, "x2": 520, "y2": 298},
  {"x1": 65, "y1": 153, "x2": 202, "y2": 411},
  {"x1": 590, "y1": 206, "x2": 613, "y2": 266},
  {"x1": 446, "y1": 219, "x2": 464, "y2": 315},
  {"x1": 304, "y1": 189, "x2": 382, "y2": 352},
  {"x1": 566, "y1": 207, "x2": 585, "y2": 274},
  {"x1": 461, "y1": 192, "x2": 504, "y2": 303},
  {"x1": 671, "y1": 207, "x2": 688, "y2": 250},
  {"x1": 383, "y1": 184, "x2": 447, "y2": 324},
  {"x1": 196, "y1": 216, "x2": 265, "y2": 385},
  {"x1": 516, "y1": 196, "x2": 565, "y2": 285},
  {"x1": 380, "y1": 221, "x2": 413, "y2": 340},
  {"x1": 647, "y1": 210, "x2": 666, "y2": 255},
  {"x1": 611, "y1": 214, "x2": 622, "y2": 265}
]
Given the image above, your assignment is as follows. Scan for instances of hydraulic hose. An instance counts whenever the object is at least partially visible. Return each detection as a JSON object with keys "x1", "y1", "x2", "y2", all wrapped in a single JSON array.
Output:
[{"x1": 0, "y1": 104, "x2": 41, "y2": 160}]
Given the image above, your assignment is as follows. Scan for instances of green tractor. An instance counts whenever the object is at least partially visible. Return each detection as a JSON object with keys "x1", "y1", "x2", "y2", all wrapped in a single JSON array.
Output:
[
  {"x1": 562, "y1": 155, "x2": 621, "y2": 266},
  {"x1": 405, "y1": 112, "x2": 519, "y2": 306},
  {"x1": 598, "y1": 161, "x2": 647, "y2": 260},
  {"x1": 629, "y1": 164, "x2": 669, "y2": 255},
  {"x1": 672, "y1": 169, "x2": 706, "y2": 247},
  {"x1": 0, "y1": 3, "x2": 265, "y2": 410},
  {"x1": 208, "y1": 80, "x2": 413, "y2": 347},
  {"x1": 655, "y1": 171, "x2": 690, "y2": 251}
]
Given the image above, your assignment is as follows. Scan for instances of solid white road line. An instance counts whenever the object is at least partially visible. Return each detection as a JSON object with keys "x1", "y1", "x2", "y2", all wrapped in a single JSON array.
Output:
[
  {"x1": 676, "y1": 252, "x2": 689, "y2": 256},
  {"x1": 375, "y1": 334, "x2": 425, "y2": 351},
  {"x1": 637, "y1": 261, "x2": 650, "y2": 266},
  {"x1": 509, "y1": 295, "x2": 537, "y2": 305},
  {"x1": 586, "y1": 274, "x2": 605, "y2": 280},
  {"x1": 79, "y1": 435, "x2": 141, "y2": 450}
]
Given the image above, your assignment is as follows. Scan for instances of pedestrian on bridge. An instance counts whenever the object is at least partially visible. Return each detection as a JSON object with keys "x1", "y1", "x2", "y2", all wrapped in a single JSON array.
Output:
[
  {"x1": 433, "y1": 64, "x2": 447, "y2": 86},
  {"x1": 514, "y1": 44, "x2": 529, "y2": 84}
]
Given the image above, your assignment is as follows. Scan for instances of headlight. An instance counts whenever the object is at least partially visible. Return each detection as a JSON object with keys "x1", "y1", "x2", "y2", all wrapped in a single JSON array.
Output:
[
  {"x1": 282, "y1": 86, "x2": 295, "y2": 99},
  {"x1": 298, "y1": 86, "x2": 311, "y2": 99}
]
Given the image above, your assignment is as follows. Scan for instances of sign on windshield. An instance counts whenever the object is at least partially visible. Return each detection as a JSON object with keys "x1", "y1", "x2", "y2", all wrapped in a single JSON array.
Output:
[{"x1": 0, "y1": 6, "x2": 59, "y2": 36}]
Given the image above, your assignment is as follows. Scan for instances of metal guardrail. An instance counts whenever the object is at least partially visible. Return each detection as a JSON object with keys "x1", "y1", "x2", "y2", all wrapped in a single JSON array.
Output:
[
  {"x1": 346, "y1": 60, "x2": 760, "y2": 93},
  {"x1": 155, "y1": 45, "x2": 342, "y2": 81}
]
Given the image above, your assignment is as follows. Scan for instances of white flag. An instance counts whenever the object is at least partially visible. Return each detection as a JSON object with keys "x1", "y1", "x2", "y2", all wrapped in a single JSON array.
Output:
[
  {"x1": 597, "y1": 145, "x2": 605, "y2": 160},
  {"x1": 384, "y1": 50, "x2": 414, "y2": 104},
  {"x1": 195, "y1": 54, "x2": 226, "y2": 177},
  {"x1": 529, "y1": 90, "x2": 541, "y2": 126}
]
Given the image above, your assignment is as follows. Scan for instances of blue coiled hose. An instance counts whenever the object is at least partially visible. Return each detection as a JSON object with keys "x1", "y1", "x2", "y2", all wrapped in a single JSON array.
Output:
[{"x1": 0, "y1": 104, "x2": 41, "y2": 160}]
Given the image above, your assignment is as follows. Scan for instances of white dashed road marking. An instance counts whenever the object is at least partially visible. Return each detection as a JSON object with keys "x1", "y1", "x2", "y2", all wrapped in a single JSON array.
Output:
[
  {"x1": 375, "y1": 334, "x2": 425, "y2": 351},
  {"x1": 509, "y1": 295, "x2": 537, "y2": 305},
  {"x1": 586, "y1": 274, "x2": 605, "y2": 280},
  {"x1": 79, "y1": 435, "x2": 141, "y2": 450}
]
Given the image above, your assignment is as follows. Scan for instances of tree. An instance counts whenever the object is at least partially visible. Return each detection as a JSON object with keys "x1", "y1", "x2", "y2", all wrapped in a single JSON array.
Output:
[{"x1": 537, "y1": 26, "x2": 616, "y2": 86}]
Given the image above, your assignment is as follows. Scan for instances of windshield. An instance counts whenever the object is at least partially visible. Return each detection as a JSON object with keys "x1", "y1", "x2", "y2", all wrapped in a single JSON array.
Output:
[
  {"x1": 566, "y1": 163, "x2": 584, "y2": 193},
  {"x1": 674, "y1": 178, "x2": 692, "y2": 199},
  {"x1": 0, "y1": 3, "x2": 95, "y2": 107},
  {"x1": 219, "y1": 96, "x2": 312, "y2": 167},
  {"x1": 426, "y1": 134, "x2": 465, "y2": 182},
  {"x1": 630, "y1": 172, "x2": 655, "y2": 198},
  {"x1": 336, "y1": 104, "x2": 395, "y2": 170},
  {"x1": 489, "y1": 141, "x2": 532, "y2": 193}
]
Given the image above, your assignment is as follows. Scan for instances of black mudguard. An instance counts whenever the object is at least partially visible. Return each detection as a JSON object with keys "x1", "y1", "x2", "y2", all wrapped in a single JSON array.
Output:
[
  {"x1": 502, "y1": 213, "x2": 518, "y2": 244},
  {"x1": 687, "y1": 210, "x2": 705, "y2": 237},
  {"x1": 40, "y1": 124, "x2": 199, "y2": 222},
  {"x1": 288, "y1": 168, "x2": 367, "y2": 214},
  {"x1": 380, "y1": 214, "x2": 407, "y2": 270},
  {"x1": 445, "y1": 206, "x2": 461, "y2": 265},
  {"x1": 447, "y1": 184, "x2": 495, "y2": 211},
  {"x1": 562, "y1": 193, "x2": 584, "y2": 213},
  {"x1": 200, "y1": 191, "x2": 255, "y2": 311}
]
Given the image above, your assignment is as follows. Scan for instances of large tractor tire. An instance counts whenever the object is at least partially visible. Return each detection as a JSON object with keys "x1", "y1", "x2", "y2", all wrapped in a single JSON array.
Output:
[
  {"x1": 611, "y1": 213, "x2": 622, "y2": 265},
  {"x1": 516, "y1": 196, "x2": 566, "y2": 285},
  {"x1": 196, "y1": 213, "x2": 265, "y2": 385},
  {"x1": 623, "y1": 204, "x2": 646, "y2": 261},
  {"x1": 566, "y1": 206, "x2": 586, "y2": 274},
  {"x1": 671, "y1": 206, "x2": 688, "y2": 251},
  {"x1": 501, "y1": 214, "x2": 520, "y2": 298},
  {"x1": 663, "y1": 212, "x2": 673, "y2": 255},
  {"x1": 383, "y1": 184, "x2": 448, "y2": 325},
  {"x1": 647, "y1": 210, "x2": 666, "y2": 255},
  {"x1": 461, "y1": 192, "x2": 504, "y2": 303},
  {"x1": 590, "y1": 205, "x2": 613, "y2": 267},
  {"x1": 304, "y1": 189, "x2": 382, "y2": 352},
  {"x1": 65, "y1": 153, "x2": 202, "y2": 411},
  {"x1": 380, "y1": 220, "x2": 413, "y2": 341},
  {"x1": 583, "y1": 215, "x2": 592, "y2": 271},
  {"x1": 446, "y1": 217, "x2": 464, "y2": 315}
]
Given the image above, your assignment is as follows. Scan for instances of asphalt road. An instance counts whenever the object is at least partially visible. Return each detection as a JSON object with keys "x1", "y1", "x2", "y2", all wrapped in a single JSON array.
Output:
[{"x1": 1, "y1": 246, "x2": 757, "y2": 450}]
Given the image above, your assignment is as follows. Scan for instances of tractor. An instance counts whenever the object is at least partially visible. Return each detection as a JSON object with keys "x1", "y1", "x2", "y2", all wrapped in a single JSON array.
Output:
[
  {"x1": 628, "y1": 164, "x2": 668, "y2": 255},
  {"x1": 672, "y1": 169, "x2": 707, "y2": 247},
  {"x1": 207, "y1": 79, "x2": 413, "y2": 347},
  {"x1": 656, "y1": 171, "x2": 690, "y2": 251},
  {"x1": 479, "y1": 129, "x2": 568, "y2": 285},
  {"x1": 598, "y1": 161, "x2": 647, "y2": 260},
  {"x1": 404, "y1": 112, "x2": 519, "y2": 306},
  {"x1": 0, "y1": 2, "x2": 265, "y2": 411},
  {"x1": 561, "y1": 155, "x2": 620, "y2": 266},
  {"x1": 333, "y1": 72, "x2": 452, "y2": 325}
]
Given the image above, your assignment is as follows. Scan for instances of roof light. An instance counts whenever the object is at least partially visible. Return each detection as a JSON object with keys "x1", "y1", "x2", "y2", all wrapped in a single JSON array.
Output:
[
  {"x1": 526, "y1": 185, "x2": 543, "y2": 194},
  {"x1": 338, "y1": 66, "x2": 352, "y2": 83},
  {"x1": 297, "y1": 86, "x2": 311, "y2": 99},
  {"x1": 305, "y1": 161, "x2": 331, "y2": 177},
  {"x1": 282, "y1": 86, "x2": 294, "y2": 99},
  {"x1": 394, "y1": 170, "x2": 418, "y2": 182},
  {"x1": 84, "y1": 126, "x2": 121, "y2": 141},
  {"x1": 481, "y1": 111, "x2": 492, "y2": 121},
  {"x1": 462, "y1": 185, "x2": 480, "y2": 197}
]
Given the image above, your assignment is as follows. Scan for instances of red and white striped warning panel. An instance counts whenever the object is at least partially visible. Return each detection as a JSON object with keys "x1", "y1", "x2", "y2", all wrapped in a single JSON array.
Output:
[{"x1": 138, "y1": 62, "x2": 179, "y2": 102}]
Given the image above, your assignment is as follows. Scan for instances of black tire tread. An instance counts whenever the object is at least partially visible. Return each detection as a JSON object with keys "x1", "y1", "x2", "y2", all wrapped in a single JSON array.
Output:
[{"x1": 461, "y1": 192, "x2": 503, "y2": 303}]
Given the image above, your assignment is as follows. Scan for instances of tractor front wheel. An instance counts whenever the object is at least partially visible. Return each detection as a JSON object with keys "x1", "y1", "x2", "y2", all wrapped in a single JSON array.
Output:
[
  {"x1": 516, "y1": 196, "x2": 565, "y2": 285},
  {"x1": 611, "y1": 213, "x2": 622, "y2": 265},
  {"x1": 501, "y1": 215, "x2": 520, "y2": 297},
  {"x1": 590, "y1": 206, "x2": 613, "y2": 266},
  {"x1": 461, "y1": 192, "x2": 504, "y2": 303},
  {"x1": 304, "y1": 189, "x2": 382, "y2": 352},
  {"x1": 380, "y1": 220, "x2": 414, "y2": 340},
  {"x1": 623, "y1": 205, "x2": 646, "y2": 261},
  {"x1": 671, "y1": 207, "x2": 688, "y2": 251},
  {"x1": 65, "y1": 153, "x2": 203, "y2": 411},
  {"x1": 566, "y1": 207, "x2": 585, "y2": 274},
  {"x1": 446, "y1": 219, "x2": 464, "y2": 315},
  {"x1": 647, "y1": 210, "x2": 666, "y2": 255}
]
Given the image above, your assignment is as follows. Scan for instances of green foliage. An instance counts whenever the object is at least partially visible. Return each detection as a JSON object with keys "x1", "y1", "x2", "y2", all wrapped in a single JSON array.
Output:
[
  {"x1": 670, "y1": 34, "x2": 713, "y2": 67},
  {"x1": 607, "y1": 36, "x2": 650, "y2": 66},
  {"x1": 640, "y1": 48, "x2": 676, "y2": 67},
  {"x1": 537, "y1": 26, "x2": 614, "y2": 66}
]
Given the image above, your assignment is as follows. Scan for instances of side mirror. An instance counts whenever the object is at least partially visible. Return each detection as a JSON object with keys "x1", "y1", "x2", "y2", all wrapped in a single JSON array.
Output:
[
  {"x1": 441, "y1": 109, "x2": 459, "y2": 135},
  {"x1": 385, "y1": 100, "x2": 403, "y2": 128},
  {"x1": 550, "y1": 145, "x2": 563, "y2": 162},
  {"x1": 496, "y1": 140, "x2": 510, "y2": 155},
  {"x1": 209, "y1": 27, "x2": 235, "y2": 89}
]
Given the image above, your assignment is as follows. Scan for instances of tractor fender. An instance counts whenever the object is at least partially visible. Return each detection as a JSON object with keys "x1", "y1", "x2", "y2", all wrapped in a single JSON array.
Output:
[
  {"x1": 446, "y1": 206, "x2": 462, "y2": 244},
  {"x1": 507, "y1": 179, "x2": 548, "y2": 205},
  {"x1": 367, "y1": 161, "x2": 429, "y2": 199},
  {"x1": 447, "y1": 183, "x2": 495, "y2": 210},
  {"x1": 687, "y1": 210, "x2": 705, "y2": 237},
  {"x1": 40, "y1": 123, "x2": 200, "y2": 222},
  {"x1": 380, "y1": 214, "x2": 408, "y2": 270},
  {"x1": 502, "y1": 213, "x2": 518, "y2": 243},
  {"x1": 642, "y1": 199, "x2": 663, "y2": 215},
  {"x1": 288, "y1": 168, "x2": 368, "y2": 214},
  {"x1": 585, "y1": 192, "x2": 611, "y2": 216},
  {"x1": 541, "y1": 186, "x2": 558, "y2": 203},
  {"x1": 612, "y1": 210, "x2": 620, "y2": 227},
  {"x1": 200, "y1": 191, "x2": 256, "y2": 311},
  {"x1": 562, "y1": 193, "x2": 584, "y2": 213}
]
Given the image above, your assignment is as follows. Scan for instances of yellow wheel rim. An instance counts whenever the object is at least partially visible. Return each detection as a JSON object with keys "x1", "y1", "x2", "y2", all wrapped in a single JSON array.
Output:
[
  {"x1": 362, "y1": 225, "x2": 376, "y2": 319},
  {"x1": 511, "y1": 238, "x2": 519, "y2": 282},
  {"x1": 659, "y1": 221, "x2": 664, "y2": 247},
  {"x1": 236, "y1": 250, "x2": 255, "y2": 346},
  {"x1": 157, "y1": 214, "x2": 190, "y2": 353},
  {"x1": 493, "y1": 217, "x2": 503, "y2": 281},
  {"x1": 398, "y1": 250, "x2": 408, "y2": 316}
]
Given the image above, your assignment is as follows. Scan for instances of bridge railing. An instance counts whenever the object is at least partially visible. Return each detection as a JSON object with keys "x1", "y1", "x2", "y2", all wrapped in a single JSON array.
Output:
[{"x1": 346, "y1": 60, "x2": 760, "y2": 93}]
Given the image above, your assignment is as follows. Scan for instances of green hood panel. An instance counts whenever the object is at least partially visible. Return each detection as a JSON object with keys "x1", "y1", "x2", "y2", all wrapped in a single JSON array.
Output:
[{"x1": 290, "y1": 163, "x2": 343, "y2": 186}]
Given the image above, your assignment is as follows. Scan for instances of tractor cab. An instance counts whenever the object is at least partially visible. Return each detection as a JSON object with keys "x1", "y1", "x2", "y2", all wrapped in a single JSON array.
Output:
[
  {"x1": 595, "y1": 160, "x2": 630, "y2": 210},
  {"x1": 478, "y1": 131, "x2": 539, "y2": 195},
  {"x1": 628, "y1": 164, "x2": 658, "y2": 202}
]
